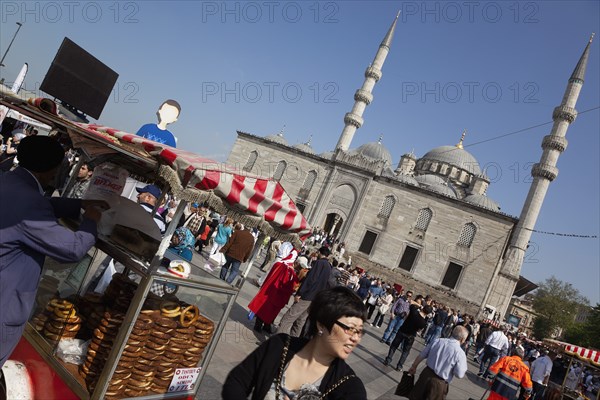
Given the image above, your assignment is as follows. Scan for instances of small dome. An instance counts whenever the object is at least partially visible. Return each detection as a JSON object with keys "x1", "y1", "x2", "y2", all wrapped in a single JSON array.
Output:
[
  {"x1": 419, "y1": 145, "x2": 481, "y2": 175},
  {"x1": 293, "y1": 142, "x2": 315, "y2": 154},
  {"x1": 427, "y1": 184, "x2": 457, "y2": 198},
  {"x1": 464, "y1": 194, "x2": 501, "y2": 211},
  {"x1": 354, "y1": 141, "x2": 393, "y2": 166},
  {"x1": 416, "y1": 174, "x2": 457, "y2": 198},
  {"x1": 415, "y1": 174, "x2": 447, "y2": 186},
  {"x1": 396, "y1": 173, "x2": 419, "y2": 186},
  {"x1": 320, "y1": 151, "x2": 334, "y2": 160},
  {"x1": 265, "y1": 133, "x2": 288, "y2": 145}
]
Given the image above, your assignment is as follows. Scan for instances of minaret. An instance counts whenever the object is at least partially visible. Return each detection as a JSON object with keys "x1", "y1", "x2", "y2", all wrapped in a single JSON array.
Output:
[
  {"x1": 501, "y1": 34, "x2": 594, "y2": 277},
  {"x1": 335, "y1": 12, "x2": 399, "y2": 151}
]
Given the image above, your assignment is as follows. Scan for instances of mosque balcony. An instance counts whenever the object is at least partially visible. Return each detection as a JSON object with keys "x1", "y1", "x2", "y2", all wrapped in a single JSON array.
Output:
[
  {"x1": 344, "y1": 112, "x2": 364, "y2": 128},
  {"x1": 354, "y1": 89, "x2": 373, "y2": 105},
  {"x1": 531, "y1": 163, "x2": 559, "y2": 181},
  {"x1": 552, "y1": 105, "x2": 577, "y2": 123},
  {"x1": 541, "y1": 135, "x2": 568, "y2": 153},
  {"x1": 364, "y1": 66, "x2": 382, "y2": 82}
]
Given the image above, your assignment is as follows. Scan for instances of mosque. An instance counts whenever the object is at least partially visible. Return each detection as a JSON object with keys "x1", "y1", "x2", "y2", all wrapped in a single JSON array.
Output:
[{"x1": 225, "y1": 15, "x2": 593, "y2": 319}]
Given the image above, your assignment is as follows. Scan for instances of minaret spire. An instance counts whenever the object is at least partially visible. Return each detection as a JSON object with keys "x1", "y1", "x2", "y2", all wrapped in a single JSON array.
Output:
[
  {"x1": 456, "y1": 129, "x2": 467, "y2": 149},
  {"x1": 491, "y1": 36, "x2": 593, "y2": 316},
  {"x1": 335, "y1": 12, "x2": 400, "y2": 152}
]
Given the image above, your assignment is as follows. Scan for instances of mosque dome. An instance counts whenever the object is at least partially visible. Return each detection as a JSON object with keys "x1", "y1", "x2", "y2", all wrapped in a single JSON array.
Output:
[
  {"x1": 320, "y1": 151, "x2": 334, "y2": 160},
  {"x1": 396, "y1": 173, "x2": 419, "y2": 186},
  {"x1": 265, "y1": 133, "x2": 288, "y2": 145},
  {"x1": 464, "y1": 194, "x2": 501, "y2": 211},
  {"x1": 419, "y1": 145, "x2": 481, "y2": 175},
  {"x1": 293, "y1": 143, "x2": 315, "y2": 154},
  {"x1": 354, "y1": 140, "x2": 393, "y2": 166},
  {"x1": 415, "y1": 174, "x2": 457, "y2": 198}
]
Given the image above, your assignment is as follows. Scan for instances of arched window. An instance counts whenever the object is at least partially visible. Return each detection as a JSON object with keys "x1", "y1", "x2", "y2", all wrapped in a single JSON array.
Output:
[
  {"x1": 301, "y1": 170, "x2": 317, "y2": 194},
  {"x1": 457, "y1": 222, "x2": 477, "y2": 247},
  {"x1": 378, "y1": 195, "x2": 395, "y2": 219},
  {"x1": 415, "y1": 208, "x2": 433, "y2": 231},
  {"x1": 273, "y1": 160, "x2": 287, "y2": 181},
  {"x1": 243, "y1": 150, "x2": 258, "y2": 172}
]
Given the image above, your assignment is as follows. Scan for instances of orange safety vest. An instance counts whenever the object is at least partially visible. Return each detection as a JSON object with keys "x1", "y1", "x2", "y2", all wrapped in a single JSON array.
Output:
[{"x1": 487, "y1": 355, "x2": 533, "y2": 400}]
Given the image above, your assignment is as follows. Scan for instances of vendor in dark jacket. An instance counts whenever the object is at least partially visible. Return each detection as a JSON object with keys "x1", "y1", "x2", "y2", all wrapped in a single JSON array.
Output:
[
  {"x1": 223, "y1": 287, "x2": 367, "y2": 400},
  {"x1": 277, "y1": 246, "x2": 334, "y2": 336}
]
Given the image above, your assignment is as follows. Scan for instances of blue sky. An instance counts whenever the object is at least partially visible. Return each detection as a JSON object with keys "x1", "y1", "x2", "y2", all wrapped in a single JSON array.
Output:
[{"x1": 1, "y1": 1, "x2": 598, "y2": 304}]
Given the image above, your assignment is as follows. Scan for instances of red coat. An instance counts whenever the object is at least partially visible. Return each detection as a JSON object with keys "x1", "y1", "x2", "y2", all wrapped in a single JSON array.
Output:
[{"x1": 248, "y1": 261, "x2": 298, "y2": 324}]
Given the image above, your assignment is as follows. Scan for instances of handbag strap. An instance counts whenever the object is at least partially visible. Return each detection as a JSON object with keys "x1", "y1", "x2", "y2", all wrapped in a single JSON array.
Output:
[
  {"x1": 275, "y1": 335, "x2": 292, "y2": 400},
  {"x1": 320, "y1": 374, "x2": 356, "y2": 398}
]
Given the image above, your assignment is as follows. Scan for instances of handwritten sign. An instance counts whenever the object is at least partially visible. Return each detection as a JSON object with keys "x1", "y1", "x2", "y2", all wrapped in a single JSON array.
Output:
[{"x1": 168, "y1": 368, "x2": 201, "y2": 392}]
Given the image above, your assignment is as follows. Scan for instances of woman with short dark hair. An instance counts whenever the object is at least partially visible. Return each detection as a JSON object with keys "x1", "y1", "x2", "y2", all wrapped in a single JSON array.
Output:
[{"x1": 223, "y1": 287, "x2": 368, "y2": 399}]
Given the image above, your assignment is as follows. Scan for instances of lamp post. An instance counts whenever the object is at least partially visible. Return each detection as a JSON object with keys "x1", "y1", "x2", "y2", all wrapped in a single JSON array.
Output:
[{"x1": 0, "y1": 22, "x2": 23, "y2": 67}]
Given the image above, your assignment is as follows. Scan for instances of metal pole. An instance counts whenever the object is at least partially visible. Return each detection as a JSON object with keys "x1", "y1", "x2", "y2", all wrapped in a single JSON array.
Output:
[{"x1": 0, "y1": 22, "x2": 23, "y2": 67}]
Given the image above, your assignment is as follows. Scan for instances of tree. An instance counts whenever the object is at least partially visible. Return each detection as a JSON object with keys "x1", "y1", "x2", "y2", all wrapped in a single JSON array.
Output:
[
  {"x1": 583, "y1": 304, "x2": 600, "y2": 349},
  {"x1": 531, "y1": 276, "x2": 588, "y2": 339}
]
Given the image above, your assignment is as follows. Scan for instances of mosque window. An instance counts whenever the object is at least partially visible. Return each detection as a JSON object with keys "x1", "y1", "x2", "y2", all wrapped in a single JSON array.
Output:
[
  {"x1": 415, "y1": 208, "x2": 433, "y2": 231},
  {"x1": 378, "y1": 195, "x2": 395, "y2": 219},
  {"x1": 243, "y1": 151, "x2": 258, "y2": 172},
  {"x1": 273, "y1": 160, "x2": 287, "y2": 181},
  {"x1": 441, "y1": 262, "x2": 463, "y2": 289},
  {"x1": 457, "y1": 223, "x2": 476, "y2": 247},
  {"x1": 398, "y1": 245, "x2": 419, "y2": 272},
  {"x1": 301, "y1": 170, "x2": 318, "y2": 194},
  {"x1": 358, "y1": 230, "x2": 378, "y2": 255}
]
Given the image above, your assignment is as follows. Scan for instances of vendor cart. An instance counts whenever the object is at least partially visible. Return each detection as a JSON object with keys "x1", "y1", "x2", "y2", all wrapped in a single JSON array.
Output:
[
  {"x1": 541, "y1": 339, "x2": 600, "y2": 400},
  {"x1": 0, "y1": 88, "x2": 310, "y2": 400}
]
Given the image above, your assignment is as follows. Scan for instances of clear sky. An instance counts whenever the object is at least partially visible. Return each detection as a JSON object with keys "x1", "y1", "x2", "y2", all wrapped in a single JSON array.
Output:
[{"x1": 1, "y1": 1, "x2": 598, "y2": 304}]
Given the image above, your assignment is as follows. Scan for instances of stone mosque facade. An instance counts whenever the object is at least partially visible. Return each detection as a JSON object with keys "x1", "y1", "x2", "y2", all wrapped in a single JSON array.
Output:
[{"x1": 226, "y1": 16, "x2": 593, "y2": 319}]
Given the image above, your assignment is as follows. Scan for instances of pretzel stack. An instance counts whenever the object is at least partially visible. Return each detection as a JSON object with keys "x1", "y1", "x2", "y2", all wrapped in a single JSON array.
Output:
[
  {"x1": 37, "y1": 299, "x2": 82, "y2": 342},
  {"x1": 80, "y1": 310, "x2": 125, "y2": 391}
]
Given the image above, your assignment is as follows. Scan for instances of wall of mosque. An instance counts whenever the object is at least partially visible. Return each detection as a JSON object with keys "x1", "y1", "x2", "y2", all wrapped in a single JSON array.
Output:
[{"x1": 344, "y1": 177, "x2": 516, "y2": 310}]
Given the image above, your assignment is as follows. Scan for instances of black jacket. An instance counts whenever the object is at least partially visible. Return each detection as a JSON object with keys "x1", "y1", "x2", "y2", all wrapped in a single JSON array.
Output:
[
  {"x1": 222, "y1": 334, "x2": 366, "y2": 400},
  {"x1": 296, "y1": 257, "x2": 333, "y2": 301}
]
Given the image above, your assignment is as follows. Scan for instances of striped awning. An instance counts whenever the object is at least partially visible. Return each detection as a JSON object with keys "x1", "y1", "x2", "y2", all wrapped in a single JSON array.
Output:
[
  {"x1": 0, "y1": 91, "x2": 311, "y2": 239},
  {"x1": 544, "y1": 339, "x2": 600, "y2": 367}
]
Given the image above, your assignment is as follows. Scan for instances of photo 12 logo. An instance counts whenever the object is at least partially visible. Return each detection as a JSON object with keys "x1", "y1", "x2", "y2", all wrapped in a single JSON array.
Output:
[
  {"x1": 400, "y1": 81, "x2": 540, "y2": 104},
  {"x1": 200, "y1": 81, "x2": 339, "y2": 104},
  {"x1": 1, "y1": 1, "x2": 140, "y2": 24},
  {"x1": 400, "y1": 1, "x2": 540, "y2": 24},
  {"x1": 200, "y1": 1, "x2": 340, "y2": 23}
]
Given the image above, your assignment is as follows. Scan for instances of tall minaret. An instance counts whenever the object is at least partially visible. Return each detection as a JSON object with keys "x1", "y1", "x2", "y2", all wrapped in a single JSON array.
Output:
[
  {"x1": 501, "y1": 34, "x2": 594, "y2": 277},
  {"x1": 335, "y1": 12, "x2": 399, "y2": 151}
]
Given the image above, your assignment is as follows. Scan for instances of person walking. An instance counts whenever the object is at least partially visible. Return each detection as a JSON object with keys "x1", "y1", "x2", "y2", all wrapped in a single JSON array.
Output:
[
  {"x1": 529, "y1": 350, "x2": 556, "y2": 400},
  {"x1": 381, "y1": 291, "x2": 412, "y2": 345},
  {"x1": 406, "y1": 325, "x2": 469, "y2": 400},
  {"x1": 219, "y1": 224, "x2": 255, "y2": 284},
  {"x1": 425, "y1": 305, "x2": 449, "y2": 345},
  {"x1": 479, "y1": 327, "x2": 510, "y2": 378},
  {"x1": 486, "y1": 347, "x2": 533, "y2": 400},
  {"x1": 372, "y1": 288, "x2": 394, "y2": 328},
  {"x1": 277, "y1": 247, "x2": 334, "y2": 337},
  {"x1": 383, "y1": 304, "x2": 431, "y2": 371}
]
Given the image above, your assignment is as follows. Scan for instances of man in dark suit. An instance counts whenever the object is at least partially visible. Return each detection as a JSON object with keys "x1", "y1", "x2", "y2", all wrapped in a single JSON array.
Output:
[{"x1": 0, "y1": 136, "x2": 104, "y2": 368}]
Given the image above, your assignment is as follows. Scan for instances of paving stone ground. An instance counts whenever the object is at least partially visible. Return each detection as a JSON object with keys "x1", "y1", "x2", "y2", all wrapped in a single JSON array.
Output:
[{"x1": 194, "y1": 251, "x2": 491, "y2": 400}]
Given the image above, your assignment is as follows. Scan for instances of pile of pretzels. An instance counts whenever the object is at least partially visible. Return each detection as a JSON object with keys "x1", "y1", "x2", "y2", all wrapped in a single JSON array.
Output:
[{"x1": 32, "y1": 298, "x2": 82, "y2": 342}]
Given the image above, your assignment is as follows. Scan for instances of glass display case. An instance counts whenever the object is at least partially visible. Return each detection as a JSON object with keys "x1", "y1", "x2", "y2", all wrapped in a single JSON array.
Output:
[{"x1": 24, "y1": 233, "x2": 239, "y2": 400}]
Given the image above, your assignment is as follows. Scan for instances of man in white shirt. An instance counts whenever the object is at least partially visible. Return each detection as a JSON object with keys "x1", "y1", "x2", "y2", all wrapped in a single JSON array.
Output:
[
  {"x1": 530, "y1": 350, "x2": 556, "y2": 400},
  {"x1": 478, "y1": 326, "x2": 509, "y2": 378},
  {"x1": 407, "y1": 326, "x2": 468, "y2": 400}
]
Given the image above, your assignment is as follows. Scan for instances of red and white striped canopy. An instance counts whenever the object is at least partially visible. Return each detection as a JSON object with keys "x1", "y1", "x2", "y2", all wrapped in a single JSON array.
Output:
[
  {"x1": 0, "y1": 91, "x2": 310, "y2": 238},
  {"x1": 544, "y1": 339, "x2": 600, "y2": 367},
  {"x1": 75, "y1": 123, "x2": 311, "y2": 238}
]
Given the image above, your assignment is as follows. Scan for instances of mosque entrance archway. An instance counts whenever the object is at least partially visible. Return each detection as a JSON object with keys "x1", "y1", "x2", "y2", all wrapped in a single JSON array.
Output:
[{"x1": 324, "y1": 213, "x2": 344, "y2": 238}]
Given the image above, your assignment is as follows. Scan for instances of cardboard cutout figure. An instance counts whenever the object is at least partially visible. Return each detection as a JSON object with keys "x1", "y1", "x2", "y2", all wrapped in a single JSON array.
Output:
[{"x1": 136, "y1": 99, "x2": 181, "y2": 147}]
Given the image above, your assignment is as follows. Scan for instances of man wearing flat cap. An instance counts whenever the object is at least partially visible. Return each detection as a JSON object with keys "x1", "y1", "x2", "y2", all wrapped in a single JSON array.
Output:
[
  {"x1": 136, "y1": 184, "x2": 166, "y2": 234},
  {"x1": 0, "y1": 136, "x2": 106, "y2": 368}
]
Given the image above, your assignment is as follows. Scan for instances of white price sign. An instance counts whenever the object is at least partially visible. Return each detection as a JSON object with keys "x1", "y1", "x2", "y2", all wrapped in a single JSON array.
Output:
[{"x1": 168, "y1": 367, "x2": 202, "y2": 392}]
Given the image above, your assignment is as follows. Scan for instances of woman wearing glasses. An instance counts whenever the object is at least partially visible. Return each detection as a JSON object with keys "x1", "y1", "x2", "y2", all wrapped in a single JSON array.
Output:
[{"x1": 223, "y1": 287, "x2": 368, "y2": 399}]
